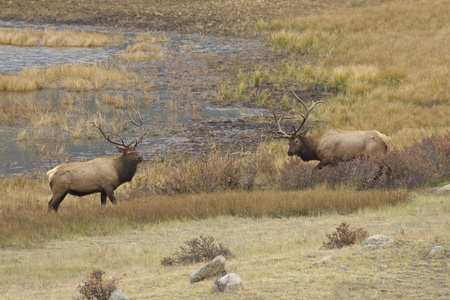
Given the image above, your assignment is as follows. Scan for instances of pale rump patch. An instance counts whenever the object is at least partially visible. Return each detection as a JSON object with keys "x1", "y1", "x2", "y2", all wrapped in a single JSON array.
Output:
[{"x1": 47, "y1": 166, "x2": 58, "y2": 183}]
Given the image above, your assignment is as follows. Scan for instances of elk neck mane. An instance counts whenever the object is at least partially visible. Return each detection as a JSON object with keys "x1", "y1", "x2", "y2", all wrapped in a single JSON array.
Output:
[
  {"x1": 114, "y1": 153, "x2": 139, "y2": 183},
  {"x1": 296, "y1": 133, "x2": 322, "y2": 162}
]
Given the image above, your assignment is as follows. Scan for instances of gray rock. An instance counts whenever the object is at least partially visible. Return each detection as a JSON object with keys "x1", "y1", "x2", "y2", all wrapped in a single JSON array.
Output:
[
  {"x1": 109, "y1": 290, "x2": 130, "y2": 300},
  {"x1": 338, "y1": 264, "x2": 350, "y2": 271},
  {"x1": 213, "y1": 273, "x2": 243, "y2": 293},
  {"x1": 429, "y1": 246, "x2": 444, "y2": 256},
  {"x1": 314, "y1": 255, "x2": 333, "y2": 266},
  {"x1": 190, "y1": 255, "x2": 227, "y2": 283},
  {"x1": 361, "y1": 234, "x2": 394, "y2": 249},
  {"x1": 434, "y1": 184, "x2": 450, "y2": 195}
]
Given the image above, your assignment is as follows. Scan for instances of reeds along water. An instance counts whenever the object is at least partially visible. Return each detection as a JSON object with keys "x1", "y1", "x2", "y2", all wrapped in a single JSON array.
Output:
[
  {"x1": 0, "y1": 28, "x2": 123, "y2": 47},
  {"x1": 0, "y1": 62, "x2": 135, "y2": 92}
]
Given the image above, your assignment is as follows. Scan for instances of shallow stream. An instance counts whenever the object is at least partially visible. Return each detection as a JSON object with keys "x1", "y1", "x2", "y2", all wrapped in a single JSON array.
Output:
[{"x1": 0, "y1": 22, "x2": 267, "y2": 176}]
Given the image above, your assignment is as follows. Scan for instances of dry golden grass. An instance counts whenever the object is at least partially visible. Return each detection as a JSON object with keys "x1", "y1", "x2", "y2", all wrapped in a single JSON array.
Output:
[
  {"x1": 0, "y1": 28, "x2": 123, "y2": 47},
  {"x1": 0, "y1": 173, "x2": 408, "y2": 248},
  {"x1": 0, "y1": 62, "x2": 135, "y2": 92},
  {"x1": 119, "y1": 34, "x2": 167, "y2": 61}
]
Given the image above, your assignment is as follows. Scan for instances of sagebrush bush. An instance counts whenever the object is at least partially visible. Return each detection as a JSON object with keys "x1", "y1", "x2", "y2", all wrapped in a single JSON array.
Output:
[
  {"x1": 386, "y1": 133, "x2": 450, "y2": 189},
  {"x1": 158, "y1": 152, "x2": 240, "y2": 194},
  {"x1": 161, "y1": 235, "x2": 233, "y2": 266},
  {"x1": 77, "y1": 268, "x2": 118, "y2": 300},
  {"x1": 155, "y1": 150, "x2": 276, "y2": 195},
  {"x1": 322, "y1": 222, "x2": 369, "y2": 249}
]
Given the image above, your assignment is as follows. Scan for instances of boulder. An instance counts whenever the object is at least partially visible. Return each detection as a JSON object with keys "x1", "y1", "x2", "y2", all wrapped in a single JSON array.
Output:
[
  {"x1": 434, "y1": 184, "x2": 450, "y2": 196},
  {"x1": 338, "y1": 265, "x2": 350, "y2": 271},
  {"x1": 429, "y1": 246, "x2": 444, "y2": 256},
  {"x1": 109, "y1": 290, "x2": 130, "y2": 300},
  {"x1": 361, "y1": 234, "x2": 394, "y2": 249},
  {"x1": 213, "y1": 273, "x2": 243, "y2": 293},
  {"x1": 313, "y1": 255, "x2": 333, "y2": 266},
  {"x1": 190, "y1": 255, "x2": 227, "y2": 283}
]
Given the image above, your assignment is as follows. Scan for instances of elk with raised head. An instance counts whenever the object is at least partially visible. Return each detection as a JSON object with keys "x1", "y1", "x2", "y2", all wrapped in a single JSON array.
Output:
[
  {"x1": 269, "y1": 92, "x2": 391, "y2": 180},
  {"x1": 47, "y1": 114, "x2": 146, "y2": 211}
]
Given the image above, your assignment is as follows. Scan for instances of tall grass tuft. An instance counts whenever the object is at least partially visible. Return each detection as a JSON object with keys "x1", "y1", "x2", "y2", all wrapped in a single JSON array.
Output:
[
  {"x1": 0, "y1": 63, "x2": 135, "y2": 92},
  {"x1": 0, "y1": 28, "x2": 123, "y2": 47},
  {"x1": 119, "y1": 34, "x2": 167, "y2": 61}
]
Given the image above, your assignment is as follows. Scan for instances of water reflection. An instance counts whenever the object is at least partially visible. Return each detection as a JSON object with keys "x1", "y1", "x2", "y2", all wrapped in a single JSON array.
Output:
[{"x1": 0, "y1": 44, "x2": 123, "y2": 75}]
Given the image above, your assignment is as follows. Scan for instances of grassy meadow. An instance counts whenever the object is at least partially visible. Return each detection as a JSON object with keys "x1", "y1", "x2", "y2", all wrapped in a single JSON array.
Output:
[
  {"x1": 221, "y1": 0, "x2": 449, "y2": 147},
  {"x1": 0, "y1": 0, "x2": 449, "y2": 299},
  {"x1": 0, "y1": 177, "x2": 448, "y2": 298}
]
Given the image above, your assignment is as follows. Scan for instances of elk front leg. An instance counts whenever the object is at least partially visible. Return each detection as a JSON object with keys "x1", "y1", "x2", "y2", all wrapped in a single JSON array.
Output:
[
  {"x1": 313, "y1": 161, "x2": 332, "y2": 171},
  {"x1": 101, "y1": 191, "x2": 107, "y2": 205}
]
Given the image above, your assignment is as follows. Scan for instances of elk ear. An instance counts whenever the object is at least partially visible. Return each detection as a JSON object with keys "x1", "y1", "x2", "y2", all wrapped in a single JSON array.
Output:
[
  {"x1": 116, "y1": 146, "x2": 126, "y2": 153},
  {"x1": 299, "y1": 130, "x2": 308, "y2": 138}
]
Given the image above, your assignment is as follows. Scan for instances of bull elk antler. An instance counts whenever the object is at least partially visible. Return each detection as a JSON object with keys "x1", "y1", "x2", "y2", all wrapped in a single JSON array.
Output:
[
  {"x1": 268, "y1": 111, "x2": 294, "y2": 139},
  {"x1": 269, "y1": 92, "x2": 325, "y2": 138},
  {"x1": 88, "y1": 112, "x2": 146, "y2": 148}
]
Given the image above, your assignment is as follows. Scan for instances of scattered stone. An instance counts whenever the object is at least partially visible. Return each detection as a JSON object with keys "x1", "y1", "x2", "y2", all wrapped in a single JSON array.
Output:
[
  {"x1": 434, "y1": 184, "x2": 450, "y2": 196},
  {"x1": 429, "y1": 246, "x2": 444, "y2": 256},
  {"x1": 338, "y1": 264, "x2": 350, "y2": 271},
  {"x1": 190, "y1": 255, "x2": 227, "y2": 283},
  {"x1": 361, "y1": 234, "x2": 394, "y2": 250},
  {"x1": 109, "y1": 290, "x2": 130, "y2": 300},
  {"x1": 314, "y1": 255, "x2": 333, "y2": 266},
  {"x1": 213, "y1": 273, "x2": 243, "y2": 293}
]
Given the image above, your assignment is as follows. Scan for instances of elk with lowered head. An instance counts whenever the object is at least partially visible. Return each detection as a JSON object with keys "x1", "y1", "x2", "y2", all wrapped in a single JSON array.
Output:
[
  {"x1": 269, "y1": 92, "x2": 391, "y2": 180},
  {"x1": 47, "y1": 114, "x2": 146, "y2": 212}
]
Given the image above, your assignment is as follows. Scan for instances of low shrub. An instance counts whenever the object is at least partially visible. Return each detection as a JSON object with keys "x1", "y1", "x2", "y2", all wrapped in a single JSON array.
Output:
[
  {"x1": 387, "y1": 133, "x2": 450, "y2": 189},
  {"x1": 161, "y1": 235, "x2": 233, "y2": 266},
  {"x1": 322, "y1": 222, "x2": 369, "y2": 249},
  {"x1": 77, "y1": 268, "x2": 118, "y2": 300},
  {"x1": 158, "y1": 152, "x2": 240, "y2": 194}
]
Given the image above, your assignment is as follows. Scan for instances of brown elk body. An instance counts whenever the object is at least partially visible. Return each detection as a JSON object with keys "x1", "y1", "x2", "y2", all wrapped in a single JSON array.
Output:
[
  {"x1": 47, "y1": 114, "x2": 145, "y2": 211},
  {"x1": 288, "y1": 129, "x2": 391, "y2": 171},
  {"x1": 270, "y1": 93, "x2": 391, "y2": 180}
]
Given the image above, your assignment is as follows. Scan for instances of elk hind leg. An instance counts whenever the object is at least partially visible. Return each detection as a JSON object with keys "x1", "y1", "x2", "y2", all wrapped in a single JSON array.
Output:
[
  {"x1": 105, "y1": 189, "x2": 117, "y2": 205},
  {"x1": 48, "y1": 192, "x2": 68, "y2": 212},
  {"x1": 374, "y1": 163, "x2": 392, "y2": 181}
]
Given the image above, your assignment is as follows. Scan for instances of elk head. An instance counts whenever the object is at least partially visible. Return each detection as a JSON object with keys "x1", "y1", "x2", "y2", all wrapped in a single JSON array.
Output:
[{"x1": 269, "y1": 92, "x2": 324, "y2": 157}]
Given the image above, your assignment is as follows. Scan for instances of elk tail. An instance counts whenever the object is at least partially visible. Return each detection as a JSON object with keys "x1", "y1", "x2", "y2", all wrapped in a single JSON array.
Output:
[
  {"x1": 47, "y1": 167, "x2": 58, "y2": 184},
  {"x1": 380, "y1": 134, "x2": 392, "y2": 151}
]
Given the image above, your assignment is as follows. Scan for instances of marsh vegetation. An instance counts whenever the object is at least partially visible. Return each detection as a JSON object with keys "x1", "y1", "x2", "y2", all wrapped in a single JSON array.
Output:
[{"x1": 0, "y1": 0, "x2": 449, "y2": 299}]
